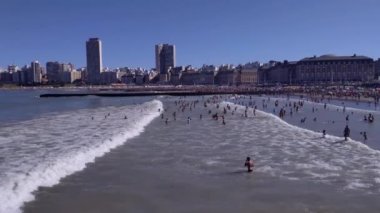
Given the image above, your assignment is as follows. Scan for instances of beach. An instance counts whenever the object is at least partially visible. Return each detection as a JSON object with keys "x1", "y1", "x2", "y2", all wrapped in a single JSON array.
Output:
[{"x1": 1, "y1": 90, "x2": 380, "y2": 213}]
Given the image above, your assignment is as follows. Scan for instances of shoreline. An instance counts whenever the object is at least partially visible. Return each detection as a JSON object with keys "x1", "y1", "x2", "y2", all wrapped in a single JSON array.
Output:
[{"x1": 1, "y1": 84, "x2": 379, "y2": 104}]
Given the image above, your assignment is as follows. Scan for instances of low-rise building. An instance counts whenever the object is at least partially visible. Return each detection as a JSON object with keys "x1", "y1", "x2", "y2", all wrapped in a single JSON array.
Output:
[
  {"x1": 214, "y1": 65, "x2": 238, "y2": 86},
  {"x1": 258, "y1": 61, "x2": 296, "y2": 85},
  {"x1": 296, "y1": 55, "x2": 375, "y2": 84},
  {"x1": 181, "y1": 70, "x2": 199, "y2": 85},
  {"x1": 198, "y1": 71, "x2": 215, "y2": 85},
  {"x1": 375, "y1": 58, "x2": 380, "y2": 80},
  {"x1": 60, "y1": 72, "x2": 72, "y2": 83},
  {"x1": 100, "y1": 71, "x2": 117, "y2": 84},
  {"x1": 239, "y1": 67, "x2": 258, "y2": 85},
  {"x1": 169, "y1": 66, "x2": 184, "y2": 85},
  {"x1": 71, "y1": 70, "x2": 82, "y2": 83},
  {"x1": 135, "y1": 71, "x2": 145, "y2": 85},
  {"x1": 0, "y1": 72, "x2": 13, "y2": 83}
]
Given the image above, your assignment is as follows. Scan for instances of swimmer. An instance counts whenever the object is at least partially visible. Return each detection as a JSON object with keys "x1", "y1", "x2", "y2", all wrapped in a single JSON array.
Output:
[
  {"x1": 244, "y1": 157, "x2": 254, "y2": 172},
  {"x1": 343, "y1": 125, "x2": 350, "y2": 141},
  {"x1": 322, "y1": 129, "x2": 326, "y2": 138}
]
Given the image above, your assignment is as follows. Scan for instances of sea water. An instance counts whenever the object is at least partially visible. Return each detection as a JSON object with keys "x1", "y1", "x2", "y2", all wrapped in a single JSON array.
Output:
[
  {"x1": 0, "y1": 90, "x2": 161, "y2": 213},
  {"x1": 1, "y1": 91, "x2": 380, "y2": 212}
]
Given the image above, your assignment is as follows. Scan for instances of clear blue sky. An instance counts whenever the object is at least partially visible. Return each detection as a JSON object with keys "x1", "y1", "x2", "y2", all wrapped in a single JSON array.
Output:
[{"x1": 1, "y1": 0, "x2": 380, "y2": 69}]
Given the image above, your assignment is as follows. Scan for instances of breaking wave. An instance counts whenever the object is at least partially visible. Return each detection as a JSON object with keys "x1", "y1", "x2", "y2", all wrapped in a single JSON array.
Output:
[{"x1": 0, "y1": 100, "x2": 162, "y2": 213}]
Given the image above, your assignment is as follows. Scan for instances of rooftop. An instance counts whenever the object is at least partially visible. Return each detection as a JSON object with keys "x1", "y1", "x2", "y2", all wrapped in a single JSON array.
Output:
[{"x1": 300, "y1": 54, "x2": 373, "y2": 62}]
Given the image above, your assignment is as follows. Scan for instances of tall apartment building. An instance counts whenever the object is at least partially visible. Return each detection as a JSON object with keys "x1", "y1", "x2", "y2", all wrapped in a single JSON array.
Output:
[
  {"x1": 30, "y1": 61, "x2": 42, "y2": 84},
  {"x1": 86, "y1": 38, "x2": 103, "y2": 84},
  {"x1": 46, "y1": 61, "x2": 61, "y2": 83},
  {"x1": 155, "y1": 44, "x2": 175, "y2": 83}
]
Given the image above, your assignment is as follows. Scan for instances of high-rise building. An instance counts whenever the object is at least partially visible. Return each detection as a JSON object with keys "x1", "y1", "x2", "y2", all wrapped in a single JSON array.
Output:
[
  {"x1": 155, "y1": 44, "x2": 175, "y2": 82},
  {"x1": 30, "y1": 61, "x2": 42, "y2": 84},
  {"x1": 46, "y1": 61, "x2": 61, "y2": 83},
  {"x1": 7, "y1": 65, "x2": 18, "y2": 73},
  {"x1": 86, "y1": 38, "x2": 103, "y2": 84}
]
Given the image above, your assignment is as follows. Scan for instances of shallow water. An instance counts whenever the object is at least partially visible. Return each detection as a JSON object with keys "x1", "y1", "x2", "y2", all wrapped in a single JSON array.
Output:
[
  {"x1": 14, "y1": 95, "x2": 380, "y2": 213},
  {"x1": 0, "y1": 91, "x2": 160, "y2": 213}
]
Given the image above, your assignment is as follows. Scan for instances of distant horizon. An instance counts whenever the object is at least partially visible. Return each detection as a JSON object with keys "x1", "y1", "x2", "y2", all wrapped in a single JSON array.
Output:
[{"x1": 1, "y1": 0, "x2": 380, "y2": 69}]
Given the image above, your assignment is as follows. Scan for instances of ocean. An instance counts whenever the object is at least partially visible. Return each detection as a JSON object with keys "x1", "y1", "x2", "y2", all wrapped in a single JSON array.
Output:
[{"x1": 1, "y1": 90, "x2": 380, "y2": 213}]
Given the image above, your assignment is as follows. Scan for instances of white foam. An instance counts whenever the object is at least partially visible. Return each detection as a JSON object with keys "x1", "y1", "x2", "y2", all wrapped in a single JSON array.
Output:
[
  {"x1": 221, "y1": 100, "x2": 380, "y2": 192},
  {"x1": 0, "y1": 100, "x2": 163, "y2": 213},
  {"x1": 345, "y1": 181, "x2": 373, "y2": 190}
]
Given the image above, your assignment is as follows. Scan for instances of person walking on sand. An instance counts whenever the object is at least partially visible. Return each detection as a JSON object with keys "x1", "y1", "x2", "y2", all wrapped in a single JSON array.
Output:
[
  {"x1": 344, "y1": 125, "x2": 350, "y2": 141},
  {"x1": 244, "y1": 157, "x2": 254, "y2": 172}
]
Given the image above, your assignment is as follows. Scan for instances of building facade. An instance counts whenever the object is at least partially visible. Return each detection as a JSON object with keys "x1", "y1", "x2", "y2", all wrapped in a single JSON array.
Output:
[
  {"x1": 100, "y1": 71, "x2": 117, "y2": 84},
  {"x1": 30, "y1": 61, "x2": 42, "y2": 84},
  {"x1": 46, "y1": 61, "x2": 61, "y2": 83},
  {"x1": 70, "y1": 70, "x2": 82, "y2": 83},
  {"x1": 258, "y1": 61, "x2": 296, "y2": 85},
  {"x1": 155, "y1": 44, "x2": 175, "y2": 83},
  {"x1": 239, "y1": 67, "x2": 258, "y2": 85},
  {"x1": 375, "y1": 58, "x2": 380, "y2": 80},
  {"x1": 296, "y1": 55, "x2": 375, "y2": 84},
  {"x1": 215, "y1": 70, "x2": 238, "y2": 86},
  {"x1": 0, "y1": 72, "x2": 12, "y2": 83},
  {"x1": 181, "y1": 70, "x2": 200, "y2": 85},
  {"x1": 169, "y1": 66, "x2": 183, "y2": 85},
  {"x1": 86, "y1": 38, "x2": 103, "y2": 84}
]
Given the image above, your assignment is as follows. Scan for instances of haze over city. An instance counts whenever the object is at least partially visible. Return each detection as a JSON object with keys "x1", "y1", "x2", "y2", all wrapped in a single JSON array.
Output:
[{"x1": 1, "y1": 0, "x2": 380, "y2": 69}]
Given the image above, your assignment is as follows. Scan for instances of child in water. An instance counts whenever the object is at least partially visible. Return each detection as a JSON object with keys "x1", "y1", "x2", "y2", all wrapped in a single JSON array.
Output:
[{"x1": 244, "y1": 157, "x2": 254, "y2": 172}]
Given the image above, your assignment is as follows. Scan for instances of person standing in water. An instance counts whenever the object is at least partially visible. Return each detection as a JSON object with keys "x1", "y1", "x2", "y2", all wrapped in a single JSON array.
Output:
[
  {"x1": 363, "y1": 131, "x2": 368, "y2": 143},
  {"x1": 244, "y1": 157, "x2": 254, "y2": 172},
  {"x1": 344, "y1": 125, "x2": 350, "y2": 141}
]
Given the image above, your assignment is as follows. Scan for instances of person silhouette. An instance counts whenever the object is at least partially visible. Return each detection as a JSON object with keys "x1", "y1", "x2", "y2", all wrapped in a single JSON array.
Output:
[{"x1": 244, "y1": 157, "x2": 254, "y2": 172}]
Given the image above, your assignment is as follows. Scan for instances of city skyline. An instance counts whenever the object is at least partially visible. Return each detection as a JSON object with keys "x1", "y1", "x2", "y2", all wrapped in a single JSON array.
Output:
[{"x1": 1, "y1": 0, "x2": 380, "y2": 69}]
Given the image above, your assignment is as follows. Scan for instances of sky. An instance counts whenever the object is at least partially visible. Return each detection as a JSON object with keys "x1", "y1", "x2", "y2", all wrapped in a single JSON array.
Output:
[{"x1": 0, "y1": 0, "x2": 380, "y2": 69}]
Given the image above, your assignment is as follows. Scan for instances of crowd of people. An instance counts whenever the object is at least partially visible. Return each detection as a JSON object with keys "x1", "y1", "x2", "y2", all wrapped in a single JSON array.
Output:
[{"x1": 155, "y1": 93, "x2": 377, "y2": 173}]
